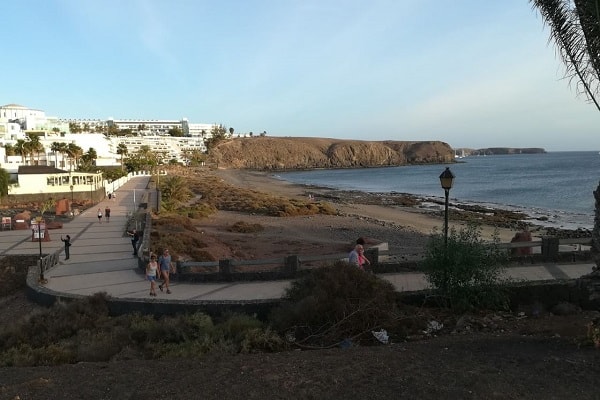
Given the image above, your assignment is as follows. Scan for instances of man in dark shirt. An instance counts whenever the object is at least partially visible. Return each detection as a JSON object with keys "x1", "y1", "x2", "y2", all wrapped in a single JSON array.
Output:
[
  {"x1": 128, "y1": 229, "x2": 140, "y2": 256},
  {"x1": 60, "y1": 235, "x2": 71, "y2": 260}
]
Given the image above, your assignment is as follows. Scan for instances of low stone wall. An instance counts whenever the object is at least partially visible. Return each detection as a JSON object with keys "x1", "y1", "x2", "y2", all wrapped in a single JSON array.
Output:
[
  {"x1": 398, "y1": 279, "x2": 592, "y2": 311},
  {"x1": 26, "y1": 264, "x2": 281, "y2": 320}
]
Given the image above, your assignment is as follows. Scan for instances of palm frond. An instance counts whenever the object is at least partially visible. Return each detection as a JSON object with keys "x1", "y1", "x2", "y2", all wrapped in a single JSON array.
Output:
[{"x1": 531, "y1": 0, "x2": 600, "y2": 111}]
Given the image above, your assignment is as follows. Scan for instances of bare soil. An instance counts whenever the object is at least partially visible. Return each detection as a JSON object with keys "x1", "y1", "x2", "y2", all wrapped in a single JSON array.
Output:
[{"x1": 0, "y1": 292, "x2": 599, "y2": 400}]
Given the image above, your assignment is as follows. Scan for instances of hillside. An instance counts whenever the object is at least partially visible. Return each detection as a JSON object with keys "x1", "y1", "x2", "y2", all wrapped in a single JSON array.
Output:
[{"x1": 210, "y1": 137, "x2": 454, "y2": 170}]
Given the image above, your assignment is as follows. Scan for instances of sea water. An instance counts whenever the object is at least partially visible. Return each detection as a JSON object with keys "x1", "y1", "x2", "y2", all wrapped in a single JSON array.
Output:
[{"x1": 276, "y1": 151, "x2": 600, "y2": 231}]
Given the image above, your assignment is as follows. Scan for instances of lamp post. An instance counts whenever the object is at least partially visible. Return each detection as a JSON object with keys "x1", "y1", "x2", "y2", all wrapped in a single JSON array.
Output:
[
  {"x1": 69, "y1": 185, "x2": 74, "y2": 214},
  {"x1": 439, "y1": 167, "x2": 455, "y2": 247},
  {"x1": 35, "y1": 216, "x2": 44, "y2": 281}
]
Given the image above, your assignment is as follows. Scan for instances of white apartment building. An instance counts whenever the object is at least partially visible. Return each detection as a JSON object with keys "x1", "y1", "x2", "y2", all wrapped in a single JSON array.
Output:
[
  {"x1": 0, "y1": 104, "x2": 46, "y2": 130},
  {"x1": 0, "y1": 103, "x2": 217, "y2": 172}
]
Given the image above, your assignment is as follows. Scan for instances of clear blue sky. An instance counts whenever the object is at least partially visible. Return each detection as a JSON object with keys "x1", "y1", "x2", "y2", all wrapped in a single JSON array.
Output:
[{"x1": 3, "y1": 0, "x2": 599, "y2": 151}]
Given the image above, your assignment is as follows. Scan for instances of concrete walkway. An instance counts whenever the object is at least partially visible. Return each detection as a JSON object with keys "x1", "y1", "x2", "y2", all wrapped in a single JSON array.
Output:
[{"x1": 3, "y1": 176, "x2": 595, "y2": 304}]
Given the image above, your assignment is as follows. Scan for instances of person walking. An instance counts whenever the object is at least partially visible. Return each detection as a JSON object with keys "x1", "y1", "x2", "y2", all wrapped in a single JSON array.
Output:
[
  {"x1": 60, "y1": 235, "x2": 71, "y2": 260},
  {"x1": 97, "y1": 208, "x2": 103, "y2": 223},
  {"x1": 158, "y1": 248, "x2": 172, "y2": 294},
  {"x1": 105, "y1": 206, "x2": 111, "y2": 223},
  {"x1": 146, "y1": 254, "x2": 158, "y2": 296},
  {"x1": 128, "y1": 229, "x2": 140, "y2": 256}
]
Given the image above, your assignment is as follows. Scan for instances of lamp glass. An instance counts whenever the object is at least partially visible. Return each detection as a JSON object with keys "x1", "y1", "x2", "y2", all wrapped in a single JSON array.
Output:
[{"x1": 439, "y1": 168, "x2": 455, "y2": 190}]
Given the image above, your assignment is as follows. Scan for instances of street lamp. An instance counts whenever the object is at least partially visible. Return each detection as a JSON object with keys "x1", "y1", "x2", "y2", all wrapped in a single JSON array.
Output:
[
  {"x1": 34, "y1": 216, "x2": 44, "y2": 281},
  {"x1": 69, "y1": 185, "x2": 74, "y2": 215},
  {"x1": 439, "y1": 167, "x2": 455, "y2": 246}
]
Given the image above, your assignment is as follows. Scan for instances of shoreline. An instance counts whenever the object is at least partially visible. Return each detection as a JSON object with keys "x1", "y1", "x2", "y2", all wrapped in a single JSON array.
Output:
[{"x1": 213, "y1": 168, "x2": 529, "y2": 243}]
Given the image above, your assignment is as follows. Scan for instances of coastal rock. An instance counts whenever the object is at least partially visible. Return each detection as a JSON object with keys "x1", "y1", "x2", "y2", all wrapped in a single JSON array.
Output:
[{"x1": 210, "y1": 137, "x2": 453, "y2": 170}]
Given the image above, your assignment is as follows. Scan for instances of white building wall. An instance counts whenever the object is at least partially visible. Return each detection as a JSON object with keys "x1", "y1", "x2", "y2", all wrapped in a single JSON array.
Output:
[{"x1": 9, "y1": 171, "x2": 104, "y2": 196}]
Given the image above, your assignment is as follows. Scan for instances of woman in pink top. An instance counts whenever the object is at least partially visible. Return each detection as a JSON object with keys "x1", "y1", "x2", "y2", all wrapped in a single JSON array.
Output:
[{"x1": 348, "y1": 244, "x2": 370, "y2": 271}]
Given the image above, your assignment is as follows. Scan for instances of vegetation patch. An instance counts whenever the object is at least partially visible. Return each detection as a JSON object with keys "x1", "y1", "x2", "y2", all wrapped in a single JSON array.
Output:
[
  {"x1": 228, "y1": 221, "x2": 264, "y2": 233},
  {"x1": 0, "y1": 255, "x2": 40, "y2": 296},
  {"x1": 0, "y1": 293, "x2": 286, "y2": 367},
  {"x1": 270, "y1": 262, "x2": 417, "y2": 348},
  {"x1": 422, "y1": 224, "x2": 510, "y2": 312}
]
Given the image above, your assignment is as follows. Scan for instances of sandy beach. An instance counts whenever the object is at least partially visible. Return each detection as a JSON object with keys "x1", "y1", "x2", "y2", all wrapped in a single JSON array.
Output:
[
  {"x1": 204, "y1": 168, "x2": 524, "y2": 262},
  {"x1": 214, "y1": 168, "x2": 520, "y2": 239}
]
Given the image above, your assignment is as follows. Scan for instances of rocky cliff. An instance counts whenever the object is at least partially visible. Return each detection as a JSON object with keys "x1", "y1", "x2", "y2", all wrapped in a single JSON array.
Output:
[{"x1": 210, "y1": 137, "x2": 454, "y2": 170}]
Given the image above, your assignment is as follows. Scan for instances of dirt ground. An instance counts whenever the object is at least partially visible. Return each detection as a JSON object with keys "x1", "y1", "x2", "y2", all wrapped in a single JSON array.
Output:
[
  {"x1": 1, "y1": 288, "x2": 599, "y2": 400},
  {"x1": 1, "y1": 169, "x2": 600, "y2": 399}
]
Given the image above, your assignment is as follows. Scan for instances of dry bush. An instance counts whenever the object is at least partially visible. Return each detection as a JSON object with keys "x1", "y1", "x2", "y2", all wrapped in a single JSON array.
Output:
[
  {"x1": 150, "y1": 229, "x2": 210, "y2": 261},
  {"x1": 0, "y1": 255, "x2": 38, "y2": 296},
  {"x1": 270, "y1": 262, "x2": 403, "y2": 348},
  {"x1": 228, "y1": 221, "x2": 264, "y2": 233},
  {"x1": 152, "y1": 213, "x2": 198, "y2": 233},
  {"x1": 184, "y1": 171, "x2": 335, "y2": 217}
]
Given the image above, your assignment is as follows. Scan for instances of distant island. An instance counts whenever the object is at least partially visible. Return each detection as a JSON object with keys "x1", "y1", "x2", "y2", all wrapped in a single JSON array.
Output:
[{"x1": 456, "y1": 148, "x2": 546, "y2": 156}]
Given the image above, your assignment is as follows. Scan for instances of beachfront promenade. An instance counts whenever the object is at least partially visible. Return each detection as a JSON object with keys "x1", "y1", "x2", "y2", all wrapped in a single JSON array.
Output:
[{"x1": 2, "y1": 176, "x2": 595, "y2": 308}]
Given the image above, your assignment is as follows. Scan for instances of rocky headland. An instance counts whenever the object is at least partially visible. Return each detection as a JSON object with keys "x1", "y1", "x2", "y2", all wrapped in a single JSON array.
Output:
[{"x1": 210, "y1": 137, "x2": 454, "y2": 170}]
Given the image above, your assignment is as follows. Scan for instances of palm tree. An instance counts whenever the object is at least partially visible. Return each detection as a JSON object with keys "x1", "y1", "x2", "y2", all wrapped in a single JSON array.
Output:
[
  {"x1": 80, "y1": 147, "x2": 98, "y2": 170},
  {"x1": 22, "y1": 141, "x2": 35, "y2": 165},
  {"x1": 26, "y1": 134, "x2": 43, "y2": 165},
  {"x1": 3, "y1": 143, "x2": 15, "y2": 157},
  {"x1": 161, "y1": 175, "x2": 192, "y2": 208},
  {"x1": 66, "y1": 143, "x2": 83, "y2": 171},
  {"x1": 531, "y1": 0, "x2": 600, "y2": 265},
  {"x1": 0, "y1": 167, "x2": 10, "y2": 197},
  {"x1": 57, "y1": 142, "x2": 68, "y2": 168},
  {"x1": 14, "y1": 139, "x2": 26, "y2": 163},
  {"x1": 116, "y1": 143, "x2": 128, "y2": 171},
  {"x1": 69, "y1": 122, "x2": 81, "y2": 133},
  {"x1": 50, "y1": 142, "x2": 62, "y2": 167},
  {"x1": 530, "y1": 0, "x2": 600, "y2": 111}
]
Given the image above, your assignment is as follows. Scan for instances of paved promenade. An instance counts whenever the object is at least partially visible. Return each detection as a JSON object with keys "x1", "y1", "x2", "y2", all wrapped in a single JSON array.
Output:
[{"x1": 1, "y1": 176, "x2": 595, "y2": 304}]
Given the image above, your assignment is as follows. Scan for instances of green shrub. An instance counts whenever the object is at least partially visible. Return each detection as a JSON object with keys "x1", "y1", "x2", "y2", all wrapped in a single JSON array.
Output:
[
  {"x1": 0, "y1": 344, "x2": 75, "y2": 367},
  {"x1": 270, "y1": 262, "x2": 399, "y2": 347},
  {"x1": 422, "y1": 224, "x2": 510, "y2": 312},
  {"x1": 238, "y1": 327, "x2": 287, "y2": 353},
  {"x1": 152, "y1": 336, "x2": 223, "y2": 359}
]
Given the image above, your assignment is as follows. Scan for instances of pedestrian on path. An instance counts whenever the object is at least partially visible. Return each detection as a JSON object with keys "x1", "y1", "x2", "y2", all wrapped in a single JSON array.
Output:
[
  {"x1": 158, "y1": 248, "x2": 172, "y2": 294},
  {"x1": 97, "y1": 208, "x2": 103, "y2": 223},
  {"x1": 105, "y1": 206, "x2": 111, "y2": 223},
  {"x1": 128, "y1": 229, "x2": 140, "y2": 256},
  {"x1": 146, "y1": 253, "x2": 158, "y2": 296},
  {"x1": 60, "y1": 235, "x2": 71, "y2": 260}
]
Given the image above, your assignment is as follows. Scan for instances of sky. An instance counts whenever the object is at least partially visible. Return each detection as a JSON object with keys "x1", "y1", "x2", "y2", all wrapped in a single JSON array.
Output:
[{"x1": 3, "y1": 0, "x2": 599, "y2": 151}]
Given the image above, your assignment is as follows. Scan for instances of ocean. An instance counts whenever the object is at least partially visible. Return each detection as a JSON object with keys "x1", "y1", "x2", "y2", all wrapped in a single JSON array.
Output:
[{"x1": 276, "y1": 151, "x2": 600, "y2": 231}]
